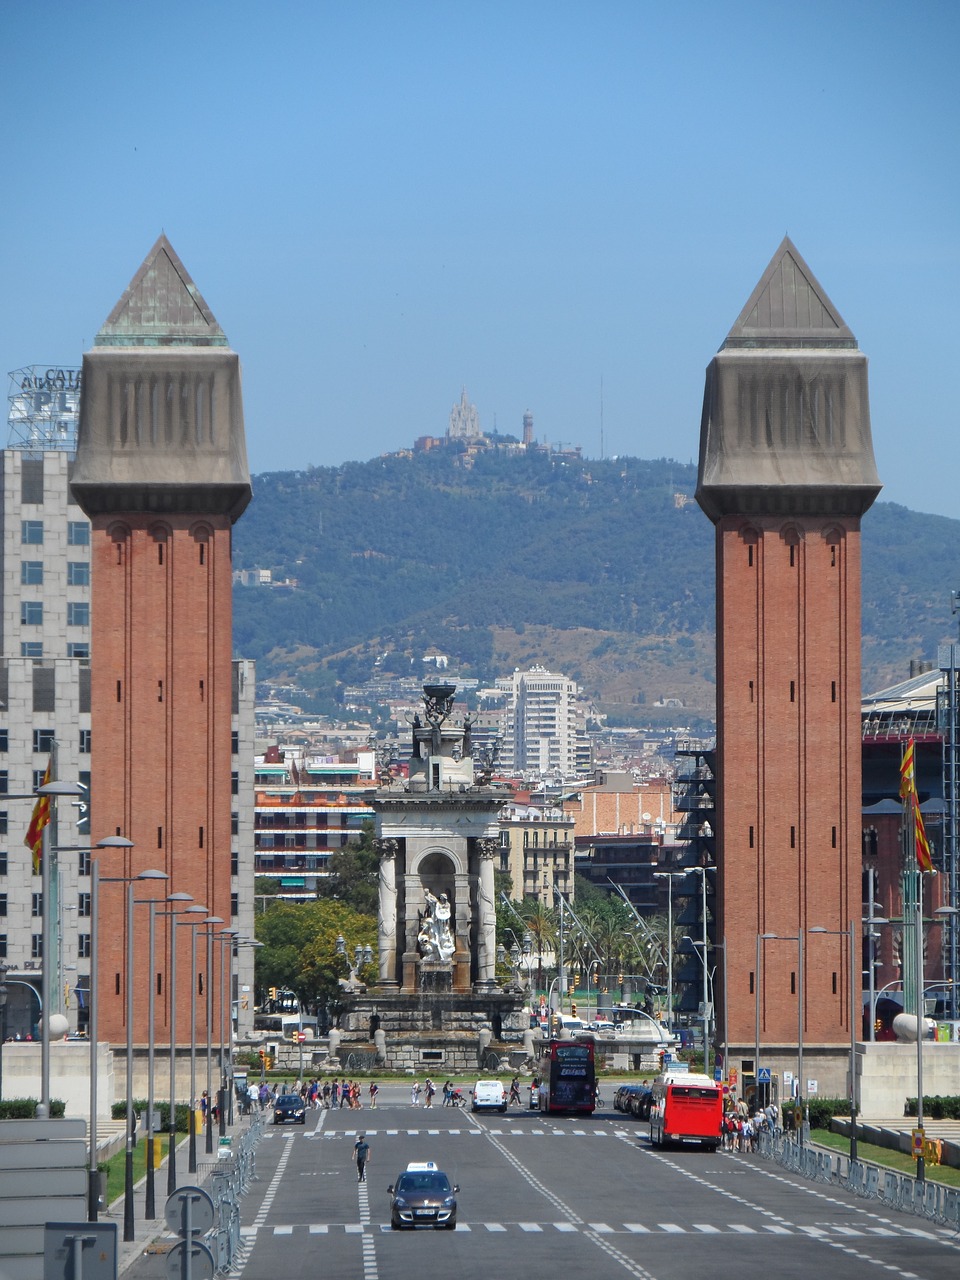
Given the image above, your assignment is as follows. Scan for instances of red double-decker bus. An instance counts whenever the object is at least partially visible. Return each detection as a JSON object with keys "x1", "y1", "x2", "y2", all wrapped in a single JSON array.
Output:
[
  {"x1": 538, "y1": 1039, "x2": 596, "y2": 1114},
  {"x1": 649, "y1": 1072, "x2": 722, "y2": 1150}
]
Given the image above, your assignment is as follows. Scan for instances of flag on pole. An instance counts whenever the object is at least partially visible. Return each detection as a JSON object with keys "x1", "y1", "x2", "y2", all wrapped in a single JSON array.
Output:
[
  {"x1": 913, "y1": 792, "x2": 936, "y2": 874},
  {"x1": 25, "y1": 757, "x2": 52, "y2": 874},
  {"x1": 899, "y1": 738, "x2": 916, "y2": 801}
]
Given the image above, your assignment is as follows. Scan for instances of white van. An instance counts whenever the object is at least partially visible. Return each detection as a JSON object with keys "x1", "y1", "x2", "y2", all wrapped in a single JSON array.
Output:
[
  {"x1": 471, "y1": 1079, "x2": 507, "y2": 1113},
  {"x1": 555, "y1": 1014, "x2": 585, "y2": 1035}
]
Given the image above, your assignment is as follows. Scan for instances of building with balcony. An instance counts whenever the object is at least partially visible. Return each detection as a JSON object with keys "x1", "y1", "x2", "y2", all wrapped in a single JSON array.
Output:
[
  {"x1": 497, "y1": 794, "x2": 575, "y2": 904},
  {"x1": 254, "y1": 747, "x2": 377, "y2": 896}
]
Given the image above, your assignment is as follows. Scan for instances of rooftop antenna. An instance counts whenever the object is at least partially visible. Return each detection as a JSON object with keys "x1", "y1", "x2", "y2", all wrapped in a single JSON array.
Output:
[{"x1": 600, "y1": 375, "x2": 604, "y2": 460}]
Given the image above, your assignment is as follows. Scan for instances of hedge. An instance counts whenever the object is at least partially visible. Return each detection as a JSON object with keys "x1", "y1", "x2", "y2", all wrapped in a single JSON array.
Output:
[
  {"x1": 111, "y1": 1100, "x2": 192, "y2": 1133},
  {"x1": 0, "y1": 1099, "x2": 66, "y2": 1120},
  {"x1": 905, "y1": 1095, "x2": 960, "y2": 1120}
]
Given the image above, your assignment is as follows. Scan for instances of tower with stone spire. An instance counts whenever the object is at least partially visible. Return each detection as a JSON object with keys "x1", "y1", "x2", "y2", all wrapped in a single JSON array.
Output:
[
  {"x1": 696, "y1": 238, "x2": 881, "y2": 1092},
  {"x1": 72, "y1": 235, "x2": 251, "y2": 1047}
]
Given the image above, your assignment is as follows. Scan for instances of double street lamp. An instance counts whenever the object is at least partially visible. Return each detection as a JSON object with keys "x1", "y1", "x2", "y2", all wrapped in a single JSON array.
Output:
[{"x1": 168, "y1": 905, "x2": 208, "y2": 1194}]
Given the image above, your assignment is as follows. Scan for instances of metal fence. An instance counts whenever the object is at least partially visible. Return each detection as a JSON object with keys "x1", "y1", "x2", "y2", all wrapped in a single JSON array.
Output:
[
  {"x1": 757, "y1": 1130, "x2": 960, "y2": 1230},
  {"x1": 195, "y1": 1110, "x2": 265, "y2": 1273}
]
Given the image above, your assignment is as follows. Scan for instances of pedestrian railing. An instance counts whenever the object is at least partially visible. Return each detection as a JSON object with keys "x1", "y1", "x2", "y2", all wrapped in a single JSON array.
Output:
[
  {"x1": 756, "y1": 1130, "x2": 960, "y2": 1229},
  {"x1": 190, "y1": 1111, "x2": 265, "y2": 1274}
]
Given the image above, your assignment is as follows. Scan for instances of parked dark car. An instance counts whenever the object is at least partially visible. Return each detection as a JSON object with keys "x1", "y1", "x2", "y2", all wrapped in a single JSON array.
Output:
[
  {"x1": 629, "y1": 1086, "x2": 654, "y2": 1120},
  {"x1": 614, "y1": 1084, "x2": 643, "y2": 1113},
  {"x1": 388, "y1": 1163, "x2": 459, "y2": 1230},
  {"x1": 273, "y1": 1093, "x2": 306, "y2": 1125}
]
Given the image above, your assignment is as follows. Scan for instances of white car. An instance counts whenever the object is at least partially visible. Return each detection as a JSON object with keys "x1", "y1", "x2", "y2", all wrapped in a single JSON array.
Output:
[
  {"x1": 588, "y1": 1020, "x2": 617, "y2": 1035},
  {"x1": 471, "y1": 1079, "x2": 507, "y2": 1112}
]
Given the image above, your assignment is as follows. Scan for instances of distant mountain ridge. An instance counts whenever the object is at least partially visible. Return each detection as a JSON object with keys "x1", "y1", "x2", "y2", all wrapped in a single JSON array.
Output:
[{"x1": 231, "y1": 447, "x2": 960, "y2": 723}]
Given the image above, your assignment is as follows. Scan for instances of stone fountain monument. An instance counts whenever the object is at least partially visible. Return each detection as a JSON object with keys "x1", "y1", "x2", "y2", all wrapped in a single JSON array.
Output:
[{"x1": 332, "y1": 682, "x2": 529, "y2": 1072}]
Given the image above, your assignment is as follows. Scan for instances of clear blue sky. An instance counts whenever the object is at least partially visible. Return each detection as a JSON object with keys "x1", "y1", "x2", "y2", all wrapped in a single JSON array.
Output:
[{"x1": 2, "y1": 1, "x2": 957, "y2": 516}]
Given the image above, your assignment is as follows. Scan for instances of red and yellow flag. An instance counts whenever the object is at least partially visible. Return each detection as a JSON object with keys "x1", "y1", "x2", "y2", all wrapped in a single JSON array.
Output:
[
  {"x1": 913, "y1": 793, "x2": 935, "y2": 874},
  {"x1": 25, "y1": 757, "x2": 52, "y2": 875},
  {"x1": 900, "y1": 738, "x2": 916, "y2": 802}
]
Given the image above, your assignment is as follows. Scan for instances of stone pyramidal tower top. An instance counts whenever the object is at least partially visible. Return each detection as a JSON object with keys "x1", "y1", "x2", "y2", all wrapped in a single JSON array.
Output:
[
  {"x1": 73, "y1": 234, "x2": 251, "y2": 520},
  {"x1": 696, "y1": 237, "x2": 881, "y2": 521}
]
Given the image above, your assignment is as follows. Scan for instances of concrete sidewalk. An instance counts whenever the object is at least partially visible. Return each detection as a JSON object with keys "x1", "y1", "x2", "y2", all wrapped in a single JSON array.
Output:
[{"x1": 96, "y1": 1113, "x2": 259, "y2": 1275}]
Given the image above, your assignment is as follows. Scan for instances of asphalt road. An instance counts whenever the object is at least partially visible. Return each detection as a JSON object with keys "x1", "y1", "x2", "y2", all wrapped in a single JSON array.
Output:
[{"x1": 127, "y1": 1084, "x2": 960, "y2": 1280}]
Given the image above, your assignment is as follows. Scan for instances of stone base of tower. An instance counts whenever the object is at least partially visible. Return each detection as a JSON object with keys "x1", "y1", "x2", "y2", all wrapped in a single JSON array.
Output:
[
  {"x1": 333, "y1": 987, "x2": 528, "y2": 1073},
  {"x1": 724, "y1": 1041, "x2": 855, "y2": 1107}
]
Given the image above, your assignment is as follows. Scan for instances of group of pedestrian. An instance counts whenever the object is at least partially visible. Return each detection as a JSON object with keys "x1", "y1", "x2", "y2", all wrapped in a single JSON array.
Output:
[
  {"x1": 409, "y1": 1078, "x2": 438, "y2": 1106},
  {"x1": 722, "y1": 1097, "x2": 780, "y2": 1151}
]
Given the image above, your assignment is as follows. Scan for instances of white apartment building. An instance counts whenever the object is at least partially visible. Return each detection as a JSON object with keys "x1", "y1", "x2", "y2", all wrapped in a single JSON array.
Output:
[{"x1": 496, "y1": 665, "x2": 582, "y2": 781}]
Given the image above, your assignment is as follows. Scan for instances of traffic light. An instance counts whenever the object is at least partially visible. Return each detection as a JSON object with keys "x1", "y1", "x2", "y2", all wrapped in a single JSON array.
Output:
[
  {"x1": 570, "y1": 1002, "x2": 578, "y2": 1018},
  {"x1": 269, "y1": 987, "x2": 278, "y2": 1000},
  {"x1": 874, "y1": 1018, "x2": 882, "y2": 1035},
  {"x1": 258, "y1": 1048, "x2": 265, "y2": 1061}
]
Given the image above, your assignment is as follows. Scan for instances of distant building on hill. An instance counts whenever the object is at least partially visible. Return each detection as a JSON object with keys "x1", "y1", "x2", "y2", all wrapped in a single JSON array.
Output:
[{"x1": 448, "y1": 387, "x2": 482, "y2": 441}]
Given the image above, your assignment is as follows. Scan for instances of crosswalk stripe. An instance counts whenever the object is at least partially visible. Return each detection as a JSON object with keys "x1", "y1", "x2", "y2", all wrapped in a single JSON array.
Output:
[
  {"x1": 762, "y1": 1225, "x2": 792, "y2": 1234},
  {"x1": 345, "y1": 1224, "x2": 363, "y2": 1234},
  {"x1": 485, "y1": 1224, "x2": 507, "y2": 1232},
  {"x1": 624, "y1": 1224, "x2": 651, "y2": 1233},
  {"x1": 659, "y1": 1224, "x2": 685, "y2": 1233},
  {"x1": 832, "y1": 1227, "x2": 863, "y2": 1236},
  {"x1": 693, "y1": 1224, "x2": 721, "y2": 1233},
  {"x1": 455, "y1": 1223, "x2": 471, "y2": 1231},
  {"x1": 588, "y1": 1223, "x2": 614, "y2": 1234},
  {"x1": 308, "y1": 1225, "x2": 328, "y2": 1234},
  {"x1": 729, "y1": 1225, "x2": 756, "y2": 1234},
  {"x1": 554, "y1": 1223, "x2": 578, "y2": 1232},
  {"x1": 519, "y1": 1223, "x2": 543, "y2": 1232},
  {"x1": 273, "y1": 1226, "x2": 292, "y2": 1235}
]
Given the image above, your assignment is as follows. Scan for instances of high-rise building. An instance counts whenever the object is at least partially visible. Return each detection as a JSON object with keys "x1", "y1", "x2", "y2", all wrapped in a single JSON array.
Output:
[
  {"x1": 0, "y1": 369, "x2": 92, "y2": 1037},
  {"x1": 696, "y1": 238, "x2": 880, "y2": 1089},
  {"x1": 497, "y1": 665, "x2": 582, "y2": 781},
  {"x1": 72, "y1": 235, "x2": 252, "y2": 1048}
]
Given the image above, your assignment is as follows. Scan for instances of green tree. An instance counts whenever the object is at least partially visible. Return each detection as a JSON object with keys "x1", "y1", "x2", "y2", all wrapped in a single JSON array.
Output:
[
  {"x1": 255, "y1": 898, "x2": 377, "y2": 1011},
  {"x1": 318, "y1": 820, "x2": 379, "y2": 915}
]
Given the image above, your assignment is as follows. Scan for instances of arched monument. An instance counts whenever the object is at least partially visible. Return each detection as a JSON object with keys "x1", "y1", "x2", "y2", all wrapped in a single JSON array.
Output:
[{"x1": 332, "y1": 682, "x2": 526, "y2": 1071}]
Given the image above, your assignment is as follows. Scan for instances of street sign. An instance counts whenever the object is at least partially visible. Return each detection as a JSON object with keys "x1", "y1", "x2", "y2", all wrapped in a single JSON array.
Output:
[
  {"x1": 296, "y1": 1031, "x2": 306, "y2": 1042},
  {"x1": 758, "y1": 1067, "x2": 771, "y2": 1083},
  {"x1": 44, "y1": 1222, "x2": 117, "y2": 1280},
  {"x1": 166, "y1": 1239, "x2": 215, "y2": 1280},
  {"x1": 165, "y1": 1185, "x2": 215, "y2": 1238}
]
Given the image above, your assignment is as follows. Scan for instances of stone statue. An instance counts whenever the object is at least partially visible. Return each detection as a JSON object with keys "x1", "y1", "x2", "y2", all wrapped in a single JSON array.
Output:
[{"x1": 418, "y1": 889, "x2": 455, "y2": 963}]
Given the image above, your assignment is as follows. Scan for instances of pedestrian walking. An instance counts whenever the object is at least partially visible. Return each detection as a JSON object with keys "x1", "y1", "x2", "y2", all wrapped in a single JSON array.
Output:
[
  {"x1": 369, "y1": 1081, "x2": 379, "y2": 1108},
  {"x1": 322, "y1": 1081, "x2": 331, "y2": 1109},
  {"x1": 353, "y1": 1133, "x2": 370, "y2": 1183},
  {"x1": 411, "y1": 1080, "x2": 421, "y2": 1106},
  {"x1": 424, "y1": 1078, "x2": 436, "y2": 1108}
]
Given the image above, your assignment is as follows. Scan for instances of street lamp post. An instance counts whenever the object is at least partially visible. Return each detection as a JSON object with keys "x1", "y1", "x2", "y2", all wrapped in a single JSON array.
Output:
[
  {"x1": 217, "y1": 930, "x2": 237, "y2": 1136},
  {"x1": 168, "y1": 904, "x2": 207, "y2": 1195},
  {"x1": 141, "y1": 893, "x2": 191, "y2": 1220},
  {"x1": 121, "y1": 869, "x2": 167, "y2": 1241},
  {"x1": 809, "y1": 920, "x2": 859, "y2": 1163},
  {"x1": 0, "y1": 959, "x2": 8, "y2": 1102},
  {"x1": 200, "y1": 919, "x2": 225, "y2": 1155},
  {"x1": 87, "y1": 836, "x2": 136, "y2": 1222},
  {"x1": 36, "y1": 780, "x2": 87, "y2": 1120},
  {"x1": 762, "y1": 931, "x2": 805, "y2": 1141},
  {"x1": 188, "y1": 916, "x2": 220, "y2": 1173},
  {"x1": 653, "y1": 871, "x2": 684, "y2": 1032}
]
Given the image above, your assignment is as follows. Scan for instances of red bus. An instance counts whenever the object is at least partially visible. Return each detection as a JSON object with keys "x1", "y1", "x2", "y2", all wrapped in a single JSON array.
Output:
[
  {"x1": 649, "y1": 1072, "x2": 722, "y2": 1150},
  {"x1": 538, "y1": 1039, "x2": 596, "y2": 1115}
]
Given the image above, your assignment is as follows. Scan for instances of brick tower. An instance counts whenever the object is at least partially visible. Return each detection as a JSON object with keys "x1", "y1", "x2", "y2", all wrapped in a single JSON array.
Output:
[
  {"x1": 696, "y1": 238, "x2": 881, "y2": 1093},
  {"x1": 72, "y1": 236, "x2": 251, "y2": 1047}
]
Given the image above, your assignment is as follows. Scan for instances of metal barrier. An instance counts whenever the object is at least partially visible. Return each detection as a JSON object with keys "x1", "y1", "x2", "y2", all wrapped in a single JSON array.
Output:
[
  {"x1": 756, "y1": 1130, "x2": 960, "y2": 1230},
  {"x1": 194, "y1": 1111, "x2": 265, "y2": 1273}
]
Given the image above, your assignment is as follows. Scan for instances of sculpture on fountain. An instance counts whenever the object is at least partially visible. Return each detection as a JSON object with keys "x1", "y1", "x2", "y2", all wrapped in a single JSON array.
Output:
[{"x1": 418, "y1": 890, "x2": 456, "y2": 964}]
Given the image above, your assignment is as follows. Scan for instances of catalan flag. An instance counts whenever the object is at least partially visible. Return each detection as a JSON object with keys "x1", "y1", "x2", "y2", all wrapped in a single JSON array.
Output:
[
  {"x1": 913, "y1": 793, "x2": 935, "y2": 874},
  {"x1": 900, "y1": 738, "x2": 916, "y2": 802},
  {"x1": 25, "y1": 757, "x2": 52, "y2": 874}
]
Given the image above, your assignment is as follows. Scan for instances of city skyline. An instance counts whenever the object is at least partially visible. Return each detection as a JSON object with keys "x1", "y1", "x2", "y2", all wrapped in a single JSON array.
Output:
[{"x1": 2, "y1": 2, "x2": 958, "y2": 516}]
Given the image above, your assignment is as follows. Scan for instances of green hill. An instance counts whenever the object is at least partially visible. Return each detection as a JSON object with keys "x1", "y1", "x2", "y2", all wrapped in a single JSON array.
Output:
[{"x1": 231, "y1": 447, "x2": 959, "y2": 723}]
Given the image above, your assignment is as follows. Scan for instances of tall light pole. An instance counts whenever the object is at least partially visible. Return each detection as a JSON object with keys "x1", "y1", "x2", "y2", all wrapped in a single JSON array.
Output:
[
  {"x1": 168, "y1": 904, "x2": 207, "y2": 1195},
  {"x1": 653, "y1": 871, "x2": 684, "y2": 1031},
  {"x1": 87, "y1": 835, "x2": 135, "y2": 1222},
  {"x1": 121, "y1": 869, "x2": 167, "y2": 1241},
  {"x1": 35, "y1": 779, "x2": 87, "y2": 1119},
  {"x1": 188, "y1": 915, "x2": 218, "y2": 1173},
  {"x1": 141, "y1": 892, "x2": 191, "y2": 1219},
  {"x1": 217, "y1": 930, "x2": 237, "y2": 1135},
  {"x1": 809, "y1": 921, "x2": 859, "y2": 1163},
  {"x1": 200, "y1": 918, "x2": 225, "y2": 1155},
  {"x1": 762, "y1": 931, "x2": 805, "y2": 1141}
]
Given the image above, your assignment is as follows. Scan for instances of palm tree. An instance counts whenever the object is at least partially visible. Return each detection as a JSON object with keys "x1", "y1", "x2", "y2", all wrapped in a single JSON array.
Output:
[{"x1": 519, "y1": 899, "x2": 556, "y2": 995}]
